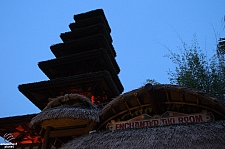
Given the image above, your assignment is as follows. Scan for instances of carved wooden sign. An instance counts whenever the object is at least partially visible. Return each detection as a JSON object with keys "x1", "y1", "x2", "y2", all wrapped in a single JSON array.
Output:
[{"x1": 107, "y1": 110, "x2": 214, "y2": 132}]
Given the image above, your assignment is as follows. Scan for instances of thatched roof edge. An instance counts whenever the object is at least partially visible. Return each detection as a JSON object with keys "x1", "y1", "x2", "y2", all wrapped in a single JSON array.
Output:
[
  {"x1": 0, "y1": 113, "x2": 37, "y2": 126},
  {"x1": 18, "y1": 70, "x2": 121, "y2": 110},
  {"x1": 101, "y1": 87, "x2": 143, "y2": 115},
  {"x1": 101, "y1": 84, "x2": 225, "y2": 120},
  {"x1": 154, "y1": 84, "x2": 225, "y2": 109},
  {"x1": 43, "y1": 93, "x2": 97, "y2": 110},
  {"x1": 30, "y1": 106, "x2": 100, "y2": 128},
  {"x1": 60, "y1": 120, "x2": 225, "y2": 149}
]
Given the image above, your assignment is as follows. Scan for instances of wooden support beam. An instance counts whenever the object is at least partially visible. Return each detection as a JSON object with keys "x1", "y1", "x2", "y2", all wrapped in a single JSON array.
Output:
[
  {"x1": 42, "y1": 126, "x2": 52, "y2": 149},
  {"x1": 180, "y1": 94, "x2": 185, "y2": 107},
  {"x1": 165, "y1": 90, "x2": 171, "y2": 101},
  {"x1": 52, "y1": 137, "x2": 64, "y2": 148},
  {"x1": 111, "y1": 107, "x2": 117, "y2": 114},
  {"x1": 49, "y1": 128, "x2": 87, "y2": 138},
  {"x1": 136, "y1": 97, "x2": 143, "y2": 113},
  {"x1": 144, "y1": 83, "x2": 159, "y2": 114},
  {"x1": 125, "y1": 102, "x2": 132, "y2": 115},
  {"x1": 21, "y1": 124, "x2": 33, "y2": 133},
  {"x1": 181, "y1": 94, "x2": 185, "y2": 102},
  {"x1": 158, "y1": 101, "x2": 225, "y2": 119},
  {"x1": 197, "y1": 98, "x2": 200, "y2": 105},
  {"x1": 86, "y1": 122, "x2": 94, "y2": 133},
  {"x1": 136, "y1": 97, "x2": 142, "y2": 106}
]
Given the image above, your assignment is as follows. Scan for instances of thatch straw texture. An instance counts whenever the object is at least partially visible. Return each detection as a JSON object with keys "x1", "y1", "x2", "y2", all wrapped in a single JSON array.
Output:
[
  {"x1": 30, "y1": 106, "x2": 100, "y2": 128},
  {"x1": 101, "y1": 87, "x2": 142, "y2": 116},
  {"x1": 101, "y1": 84, "x2": 225, "y2": 120},
  {"x1": 43, "y1": 93, "x2": 97, "y2": 111},
  {"x1": 60, "y1": 121, "x2": 225, "y2": 149}
]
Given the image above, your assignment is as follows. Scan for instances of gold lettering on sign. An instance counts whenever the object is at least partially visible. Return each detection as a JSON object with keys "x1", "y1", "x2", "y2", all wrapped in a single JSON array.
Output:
[{"x1": 106, "y1": 110, "x2": 214, "y2": 132}]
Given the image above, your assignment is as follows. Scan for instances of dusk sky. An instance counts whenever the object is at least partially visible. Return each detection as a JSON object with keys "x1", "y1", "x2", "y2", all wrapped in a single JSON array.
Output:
[{"x1": 0, "y1": 1, "x2": 224, "y2": 141}]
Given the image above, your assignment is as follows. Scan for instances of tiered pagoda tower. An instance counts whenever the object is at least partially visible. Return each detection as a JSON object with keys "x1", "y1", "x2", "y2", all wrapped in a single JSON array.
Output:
[
  {"x1": 19, "y1": 9, "x2": 123, "y2": 109},
  {"x1": 0, "y1": 9, "x2": 123, "y2": 148},
  {"x1": 1, "y1": 9, "x2": 225, "y2": 149}
]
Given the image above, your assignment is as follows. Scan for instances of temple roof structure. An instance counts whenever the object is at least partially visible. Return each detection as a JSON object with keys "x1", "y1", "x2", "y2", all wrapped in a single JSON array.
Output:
[
  {"x1": 0, "y1": 114, "x2": 42, "y2": 145},
  {"x1": 19, "y1": 9, "x2": 123, "y2": 110},
  {"x1": 1, "y1": 9, "x2": 124, "y2": 148},
  {"x1": 1, "y1": 9, "x2": 225, "y2": 149}
]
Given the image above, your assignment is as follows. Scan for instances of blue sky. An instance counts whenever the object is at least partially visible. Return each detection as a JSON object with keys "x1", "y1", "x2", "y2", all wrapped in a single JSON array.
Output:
[{"x1": 0, "y1": 1, "x2": 224, "y2": 123}]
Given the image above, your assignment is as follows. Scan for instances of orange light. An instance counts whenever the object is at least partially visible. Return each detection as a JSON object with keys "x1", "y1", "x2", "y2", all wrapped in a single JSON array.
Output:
[{"x1": 91, "y1": 96, "x2": 95, "y2": 103}]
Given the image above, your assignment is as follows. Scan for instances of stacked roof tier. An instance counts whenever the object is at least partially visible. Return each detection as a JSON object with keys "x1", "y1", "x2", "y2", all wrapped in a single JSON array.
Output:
[
  {"x1": 19, "y1": 9, "x2": 124, "y2": 110},
  {"x1": 19, "y1": 71, "x2": 120, "y2": 110},
  {"x1": 51, "y1": 34, "x2": 116, "y2": 60}
]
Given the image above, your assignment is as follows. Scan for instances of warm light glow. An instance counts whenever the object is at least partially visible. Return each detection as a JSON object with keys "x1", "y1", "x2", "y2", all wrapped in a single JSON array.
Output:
[
  {"x1": 6, "y1": 124, "x2": 43, "y2": 145},
  {"x1": 91, "y1": 96, "x2": 95, "y2": 103},
  {"x1": 16, "y1": 125, "x2": 24, "y2": 131}
]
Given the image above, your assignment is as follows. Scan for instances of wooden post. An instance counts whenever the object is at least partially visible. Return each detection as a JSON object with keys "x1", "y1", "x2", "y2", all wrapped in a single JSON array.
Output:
[
  {"x1": 42, "y1": 126, "x2": 52, "y2": 149},
  {"x1": 144, "y1": 83, "x2": 159, "y2": 114}
]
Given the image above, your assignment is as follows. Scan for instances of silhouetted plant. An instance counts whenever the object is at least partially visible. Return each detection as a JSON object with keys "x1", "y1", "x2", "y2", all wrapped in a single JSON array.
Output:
[{"x1": 167, "y1": 35, "x2": 225, "y2": 101}]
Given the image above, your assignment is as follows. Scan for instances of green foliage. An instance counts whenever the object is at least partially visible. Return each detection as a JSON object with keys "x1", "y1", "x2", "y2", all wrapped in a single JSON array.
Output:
[
  {"x1": 167, "y1": 35, "x2": 225, "y2": 101},
  {"x1": 146, "y1": 79, "x2": 160, "y2": 85},
  {"x1": 217, "y1": 38, "x2": 225, "y2": 55}
]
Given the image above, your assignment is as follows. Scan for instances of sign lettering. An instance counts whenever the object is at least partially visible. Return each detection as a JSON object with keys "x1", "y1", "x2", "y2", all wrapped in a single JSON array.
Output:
[{"x1": 107, "y1": 110, "x2": 214, "y2": 132}]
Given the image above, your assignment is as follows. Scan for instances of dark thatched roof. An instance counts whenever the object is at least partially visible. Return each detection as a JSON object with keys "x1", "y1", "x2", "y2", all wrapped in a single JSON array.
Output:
[
  {"x1": 0, "y1": 114, "x2": 37, "y2": 127},
  {"x1": 60, "y1": 121, "x2": 225, "y2": 149},
  {"x1": 102, "y1": 84, "x2": 225, "y2": 114},
  {"x1": 100, "y1": 84, "x2": 225, "y2": 128},
  {"x1": 30, "y1": 106, "x2": 100, "y2": 129},
  {"x1": 43, "y1": 93, "x2": 97, "y2": 110},
  {"x1": 19, "y1": 71, "x2": 121, "y2": 110},
  {"x1": 30, "y1": 93, "x2": 100, "y2": 128}
]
